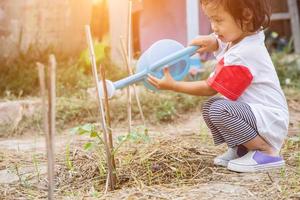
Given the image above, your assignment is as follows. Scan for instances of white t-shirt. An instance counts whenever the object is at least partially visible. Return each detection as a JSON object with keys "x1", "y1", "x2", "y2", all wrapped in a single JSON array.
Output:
[{"x1": 208, "y1": 31, "x2": 289, "y2": 151}]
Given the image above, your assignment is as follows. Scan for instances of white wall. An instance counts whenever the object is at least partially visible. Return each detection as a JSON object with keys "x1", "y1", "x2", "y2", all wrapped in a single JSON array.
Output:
[{"x1": 0, "y1": 0, "x2": 92, "y2": 59}]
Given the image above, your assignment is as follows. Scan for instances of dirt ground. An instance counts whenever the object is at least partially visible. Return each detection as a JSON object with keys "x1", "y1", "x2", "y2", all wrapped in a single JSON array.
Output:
[{"x1": 0, "y1": 96, "x2": 299, "y2": 200}]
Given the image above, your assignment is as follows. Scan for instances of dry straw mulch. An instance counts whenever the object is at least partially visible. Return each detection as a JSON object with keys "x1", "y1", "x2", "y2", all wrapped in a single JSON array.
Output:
[{"x1": 0, "y1": 133, "x2": 299, "y2": 200}]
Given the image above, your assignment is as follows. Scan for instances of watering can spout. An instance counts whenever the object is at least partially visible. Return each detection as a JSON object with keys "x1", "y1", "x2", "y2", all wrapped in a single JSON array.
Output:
[{"x1": 98, "y1": 80, "x2": 116, "y2": 99}]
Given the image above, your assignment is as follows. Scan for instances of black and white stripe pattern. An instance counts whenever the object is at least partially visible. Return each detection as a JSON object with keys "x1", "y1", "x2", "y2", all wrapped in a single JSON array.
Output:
[{"x1": 202, "y1": 97, "x2": 258, "y2": 148}]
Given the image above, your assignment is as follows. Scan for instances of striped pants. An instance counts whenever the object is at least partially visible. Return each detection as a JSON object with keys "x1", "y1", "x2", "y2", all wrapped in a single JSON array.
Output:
[{"x1": 202, "y1": 97, "x2": 258, "y2": 148}]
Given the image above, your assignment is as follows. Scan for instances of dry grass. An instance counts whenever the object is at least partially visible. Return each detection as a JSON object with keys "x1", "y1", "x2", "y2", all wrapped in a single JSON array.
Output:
[
  {"x1": 0, "y1": 132, "x2": 299, "y2": 200},
  {"x1": 0, "y1": 88, "x2": 299, "y2": 199}
]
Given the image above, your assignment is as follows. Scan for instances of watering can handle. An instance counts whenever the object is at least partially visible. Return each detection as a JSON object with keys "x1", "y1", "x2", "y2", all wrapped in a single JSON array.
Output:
[
  {"x1": 148, "y1": 45, "x2": 199, "y2": 72},
  {"x1": 114, "y1": 45, "x2": 200, "y2": 90}
]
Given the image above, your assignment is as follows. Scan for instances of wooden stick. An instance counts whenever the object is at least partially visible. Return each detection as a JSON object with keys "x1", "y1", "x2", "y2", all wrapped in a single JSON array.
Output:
[
  {"x1": 120, "y1": 36, "x2": 146, "y2": 127},
  {"x1": 85, "y1": 25, "x2": 116, "y2": 190},
  {"x1": 99, "y1": 64, "x2": 116, "y2": 171},
  {"x1": 48, "y1": 54, "x2": 56, "y2": 199},
  {"x1": 126, "y1": 0, "x2": 133, "y2": 134},
  {"x1": 127, "y1": 0, "x2": 133, "y2": 62},
  {"x1": 126, "y1": 79, "x2": 132, "y2": 134},
  {"x1": 37, "y1": 61, "x2": 55, "y2": 200}
]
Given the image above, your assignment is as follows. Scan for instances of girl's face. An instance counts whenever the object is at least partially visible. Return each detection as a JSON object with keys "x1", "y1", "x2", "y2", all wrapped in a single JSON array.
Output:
[{"x1": 203, "y1": 4, "x2": 247, "y2": 44}]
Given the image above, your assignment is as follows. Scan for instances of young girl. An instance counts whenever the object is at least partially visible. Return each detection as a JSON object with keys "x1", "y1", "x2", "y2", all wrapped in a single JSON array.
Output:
[{"x1": 147, "y1": 0, "x2": 289, "y2": 173}]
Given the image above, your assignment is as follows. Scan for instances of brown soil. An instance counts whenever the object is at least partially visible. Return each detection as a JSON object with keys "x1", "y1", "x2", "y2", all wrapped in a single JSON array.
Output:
[{"x1": 0, "y1": 97, "x2": 299, "y2": 200}]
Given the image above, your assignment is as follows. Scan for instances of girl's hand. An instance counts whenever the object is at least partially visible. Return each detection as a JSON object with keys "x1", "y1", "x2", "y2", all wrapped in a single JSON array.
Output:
[
  {"x1": 147, "y1": 67, "x2": 177, "y2": 91},
  {"x1": 190, "y1": 35, "x2": 218, "y2": 54}
]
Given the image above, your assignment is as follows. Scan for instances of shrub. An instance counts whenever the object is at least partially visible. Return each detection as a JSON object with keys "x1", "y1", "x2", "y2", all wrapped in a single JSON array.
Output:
[
  {"x1": 0, "y1": 39, "x2": 127, "y2": 98},
  {"x1": 0, "y1": 46, "x2": 51, "y2": 97},
  {"x1": 272, "y1": 52, "x2": 300, "y2": 88},
  {"x1": 155, "y1": 100, "x2": 176, "y2": 122}
]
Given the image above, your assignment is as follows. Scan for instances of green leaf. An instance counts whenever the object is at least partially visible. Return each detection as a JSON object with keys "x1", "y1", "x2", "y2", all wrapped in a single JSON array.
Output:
[
  {"x1": 70, "y1": 127, "x2": 79, "y2": 135},
  {"x1": 77, "y1": 128, "x2": 88, "y2": 135},
  {"x1": 83, "y1": 142, "x2": 94, "y2": 151},
  {"x1": 140, "y1": 134, "x2": 150, "y2": 142},
  {"x1": 81, "y1": 124, "x2": 93, "y2": 132},
  {"x1": 90, "y1": 131, "x2": 98, "y2": 138},
  {"x1": 117, "y1": 135, "x2": 126, "y2": 142},
  {"x1": 79, "y1": 40, "x2": 107, "y2": 66},
  {"x1": 75, "y1": 124, "x2": 94, "y2": 135},
  {"x1": 65, "y1": 143, "x2": 73, "y2": 171},
  {"x1": 130, "y1": 132, "x2": 138, "y2": 140}
]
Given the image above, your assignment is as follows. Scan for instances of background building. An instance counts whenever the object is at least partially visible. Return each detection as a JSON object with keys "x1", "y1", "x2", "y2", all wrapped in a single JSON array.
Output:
[
  {"x1": 0, "y1": 0, "x2": 299, "y2": 63},
  {"x1": 0, "y1": 0, "x2": 91, "y2": 59}
]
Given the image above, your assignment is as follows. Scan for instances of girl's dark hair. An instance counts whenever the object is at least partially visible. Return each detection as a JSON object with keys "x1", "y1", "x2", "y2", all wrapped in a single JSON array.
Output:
[{"x1": 201, "y1": 0, "x2": 272, "y2": 32}]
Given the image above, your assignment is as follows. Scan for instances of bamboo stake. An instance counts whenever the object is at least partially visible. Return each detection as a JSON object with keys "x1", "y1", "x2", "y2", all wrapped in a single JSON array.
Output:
[
  {"x1": 37, "y1": 60, "x2": 55, "y2": 200},
  {"x1": 47, "y1": 54, "x2": 56, "y2": 199},
  {"x1": 37, "y1": 63, "x2": 51, "y2": 199},
  {"x1": 99, "y1": 64, "x2": 116, "y2": 171},
  {"x1": 126, "y1": 0, "x2": 133, "y2": 134},
  {"x1": 126, "y1": 86, "x2": 132, "y2": 132},
  {"x1": 127, "y1": 0, "x2": 133, "y2": 63},
  {"x1": 85, "y1": 25, "x2": 116, "y2": 190},
  {"x1": 126, "y1": 84, "x2": 132, "y2": 133},
  {"x1": 120, "y1": 37, "x2": 146, "y2": 127}
]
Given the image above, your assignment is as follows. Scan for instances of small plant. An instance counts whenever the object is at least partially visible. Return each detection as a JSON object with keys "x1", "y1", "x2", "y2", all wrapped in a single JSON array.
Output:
[
  {"x1": 10, "y1": 163, "x2": 30, "y2": 187},
  {"x1": 71, "y1": 123, "x2": 149, "y2": 155},
  {"x1": 69, "y1": 124, "x2": 150, "y2": 172},
  {"x1": 155, "y1": 101, "x2": 176, "y2": 122},
  {"x1": 117, "y1": 126, "x2": 149, "y2": 144},
  {"x1": 65, "y1": 142, "x2": 74, "y2": 172},
  {"x1": 69, "y1": 123, "x2": 107, "y2": 177},
  {"x1": 32, "y1": 154, "x2": 41, "y2": 182},
  {"x1": 297, "y1": 152, "x2": 300, "y2": 175},
  {"x1": 88, "y1": 186, "x2": 101, "y2": 198},
  {"x1": 114, "y1": 126, "x2": 150, "y2": 155},
  {"x1": 70, "y1": 123, "x2": 104, "y2": 151},
  {"x1": 280, "y1": 167, "x2": 286, "y2": 178},
  {"x1": 145, "y1": 159, "x2": 153, "y2": 185},
  {"x1": 199, "y1": 124, "x2": 212, "y2": 144}
]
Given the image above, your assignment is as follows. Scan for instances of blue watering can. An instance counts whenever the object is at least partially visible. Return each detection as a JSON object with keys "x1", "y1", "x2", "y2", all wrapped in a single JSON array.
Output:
[{"x1": 101, "y1": 39, "x2": 199, "y2": 98}]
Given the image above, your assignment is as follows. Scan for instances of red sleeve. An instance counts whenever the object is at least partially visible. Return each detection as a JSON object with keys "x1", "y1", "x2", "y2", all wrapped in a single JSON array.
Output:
[{"x1": 207, "y1": 59, "x2": 253, "y2": 101}]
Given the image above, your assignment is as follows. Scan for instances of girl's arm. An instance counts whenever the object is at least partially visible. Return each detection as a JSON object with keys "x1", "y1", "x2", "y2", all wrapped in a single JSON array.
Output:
[
  {"x1": 147, "y1": 68, "x2": 217, "y2": 96},
  {"x1": 172, "y1": 79, "x2": 217, "y2": 96}
]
